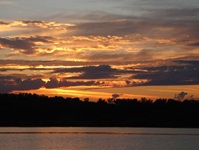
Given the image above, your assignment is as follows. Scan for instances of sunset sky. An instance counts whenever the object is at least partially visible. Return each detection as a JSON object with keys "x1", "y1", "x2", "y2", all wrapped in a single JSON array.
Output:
[{"x1": 0, "y1": 0, "x2": 199, "y2": 100}]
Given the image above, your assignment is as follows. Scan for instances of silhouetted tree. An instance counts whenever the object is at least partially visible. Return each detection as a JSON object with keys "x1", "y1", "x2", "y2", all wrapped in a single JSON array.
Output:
[{"x1": 0, "y1": 93, "x2": 199, "y2": 127}]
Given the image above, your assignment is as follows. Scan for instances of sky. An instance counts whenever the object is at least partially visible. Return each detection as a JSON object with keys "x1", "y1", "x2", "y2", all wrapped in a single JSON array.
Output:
[{"x1": 0, "y1": 0, "x2": 199, "y2": 100}]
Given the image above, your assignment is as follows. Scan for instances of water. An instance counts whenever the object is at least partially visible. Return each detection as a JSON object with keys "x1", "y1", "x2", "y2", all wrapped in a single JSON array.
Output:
[{"x1": 0, "y1": 127, "x2": 199, "y2": 150}]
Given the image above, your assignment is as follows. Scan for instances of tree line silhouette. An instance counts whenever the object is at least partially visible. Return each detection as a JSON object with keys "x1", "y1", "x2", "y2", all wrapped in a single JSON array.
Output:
[{"x1": 0, "y1": 93, "x2": 199, "y2": 127}]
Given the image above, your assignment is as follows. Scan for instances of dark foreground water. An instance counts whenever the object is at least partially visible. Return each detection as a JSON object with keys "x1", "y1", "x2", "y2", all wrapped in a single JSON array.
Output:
[{"x1": 0, "y1": 127, "x2": 199, "y2": 150}]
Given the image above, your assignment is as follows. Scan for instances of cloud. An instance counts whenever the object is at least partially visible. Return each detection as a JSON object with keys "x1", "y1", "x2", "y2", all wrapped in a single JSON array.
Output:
[
  {"x1": 0, "y1": 77, "x2": 45, "y2": 93},
  {"x1": 147, "y1": 8, "x2": 199, "y2": 20},
  {"x1": 0, "y1": 37, "x2": 35, "y2": 54},
  {"x1": 1, "y1": 59, "x2": 198, "y2": 89},
  {"x1": 175, "y1": 91, "x2": 188, "y2": 100},
  {"x1": 0, "y1": 59, "x2": 177, "y2": 68},
  {"x1": 0, "y1": 75, "x2": 103, "y2": 93},
  {"x1": 188, "y1": 42, "x2": 199, "y2": 46},
  {"x1": 0, "y1": 59, "x2": 103, "y2": 67},
  {"x1": 2, "y1": 20, "x2": 76, "y2": 29},
  {"x1": 0, "y1": 21, "x2": 9, "y2": 25},
  {"x1": 51, "y1": 11, "x2": 139, "y2": 23},
  {"x1": 45, "y1": 77, "x2": 100, "y2": 88},
  {"x1": 64, "y1": 9, "x2": 198, "y2": 39},
  {"x1": 79, "y1": 49, "x2": 136, "y2": 61},
  {"x1": 112, "y1": 93, "x2": 121, "y2": 99},
  {"x1": 0, "y1": 20, "x2": 76, "y2": 40},
  {"x1": 14, "y1": 78, "x2": 45, "y2": 91},
  {"x1": 0, "y1": 8, "x2": 199, "y2": 90},
  {"x1": 53, "y1": 64, "x2": 146, "y2": 81},
  {"x1": 0, "y1": 36, "x2": 52, "y2": 54},
  {"x1": 133, "y1": 60, "x2": 199, "y2": 86},
  {"x1": 63, "y1": 9, "x2": 199, "y2": 47},
  {"x1": 1, "y1": 17, "x2": 198, "y2": 60},
  {"x1": 54, "y1": 64, "x2": 123, "y2": 79},
  {"x1": 74, "y1": 20, "x2": 149, "y2": 36},
  {"x1": 0, "y1": 68, "x2": 8, "y2": 72}
]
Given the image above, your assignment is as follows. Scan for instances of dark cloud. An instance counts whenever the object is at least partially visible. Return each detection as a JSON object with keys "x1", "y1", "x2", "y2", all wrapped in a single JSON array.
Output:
[
  {"x1": 54, "y1": 64, "x2": 147, "y2": 79},
  {"x1": 45, "y1": 78, "x2": 59, "y2": 88},
  {"x1": 77, "y1": 65, "x2": 118, "y2": 79},
  {"x1": 175, "y1": 60, "x2": 199, "y2": 66},
  {"x1": 0, "y1": 77, "x2": 45, "y2": 93},
  {"x1": 25, "y1": 36, "x2": 53, "y2": 43},
  {"x1": 0, "y1": 78, "x2": 13, "y2": 93},
  {"x1": 14, "y1": 78, "x2": 45, "y2": 91},
  {"x1": 0, "y1": 37, "x2": 36, "y2": 54},
  {"x1": 0, "y1": 60, "x2": 198, "y2": 93},
  {"x1": 112, "y1": 93, "x2": 121, "y2": 99},
  {"x1": 125, "y1": 80, "x2": 131, "y2": 85},
  {"x1": 188, "y1": 42, "x2": 199, "y2": 46},
  {"x1": 0, "y1": 36, "x2": 52, "y2": 54},
  {"x1": 0, "y1": 76, "x2": 101, "y2": 93},
  {"x1": 54, "y1": 65, "x2": 122, "y2": 79},
  {"x1": 133, "y1": 61, "x2": 199, "y2": 85},
  {"x1": 21, "y1": 20, "x2": 45, "y2": 24},
  {"x1": 0, "y1": 68, "x2": 8, "y2": 72},
  {"x1": 175, "y1": 91, "x2": 188, "y2": 100},
  {"x1": 45, "y1": 77, "x2": 99, "y2": 88},
  {"x1": 0, "y1": 21, "x2": 9, "y2": 25}
]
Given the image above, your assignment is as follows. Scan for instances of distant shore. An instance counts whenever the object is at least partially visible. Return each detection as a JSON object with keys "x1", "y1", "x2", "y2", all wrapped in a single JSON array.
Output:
[{"x1": 0, "y1": 93, "x2": 199, "y2": 128}]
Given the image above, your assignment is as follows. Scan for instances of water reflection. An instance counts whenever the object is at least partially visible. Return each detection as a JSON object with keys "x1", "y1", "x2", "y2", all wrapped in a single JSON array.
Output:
[
  {"x1": 0, "y1": 128, "x2": 199, "y2": 150},
  {"x1": 0, "y1": 131, "x2": 199, "y2": 136},
  {"x1": 0, "y1": 127, "x2": 199, "y2": 135}
]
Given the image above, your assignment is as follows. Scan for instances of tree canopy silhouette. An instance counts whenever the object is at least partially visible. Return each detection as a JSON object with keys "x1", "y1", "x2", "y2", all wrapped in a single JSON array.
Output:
[{"x1": 0, "y1": 93, "x2": 199, "y2": 127}]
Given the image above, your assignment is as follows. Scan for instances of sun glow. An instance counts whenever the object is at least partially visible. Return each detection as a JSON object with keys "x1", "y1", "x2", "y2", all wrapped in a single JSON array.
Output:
[{"x1": 12, "y1": 86, "x2": 159, "y2": 101}]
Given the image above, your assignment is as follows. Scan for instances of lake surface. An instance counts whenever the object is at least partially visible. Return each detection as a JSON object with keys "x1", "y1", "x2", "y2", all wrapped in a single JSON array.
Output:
[{"x1": 0, "y1": 127, "x2": 199, "y2": 150}]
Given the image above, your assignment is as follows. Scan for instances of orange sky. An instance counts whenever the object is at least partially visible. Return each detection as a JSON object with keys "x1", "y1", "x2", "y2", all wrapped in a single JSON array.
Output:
[{"x1": 0, "y1": 0, "x2": 199, "y2": 100}]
